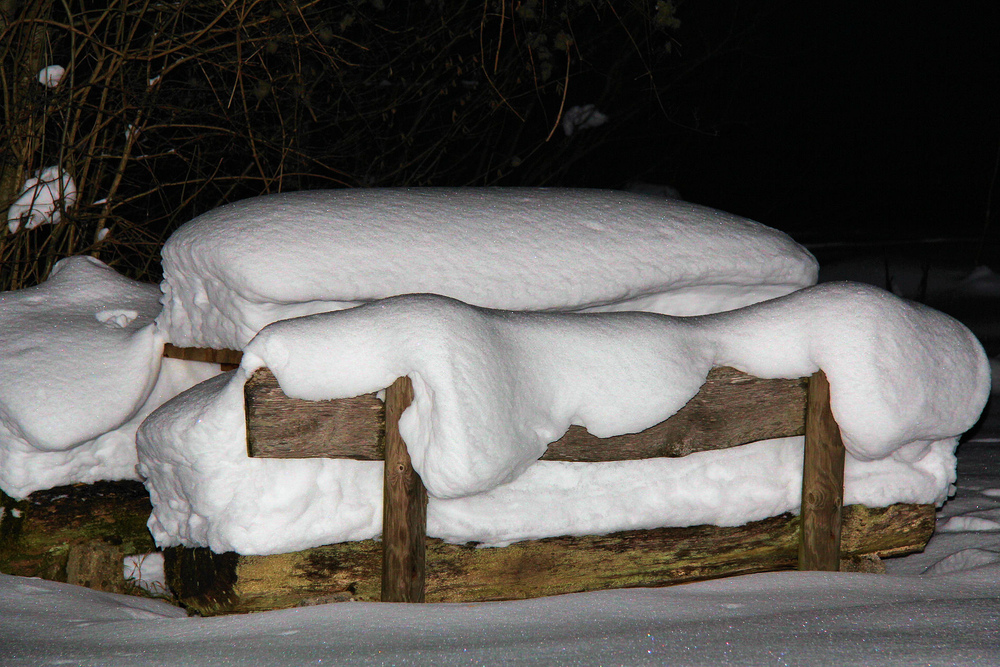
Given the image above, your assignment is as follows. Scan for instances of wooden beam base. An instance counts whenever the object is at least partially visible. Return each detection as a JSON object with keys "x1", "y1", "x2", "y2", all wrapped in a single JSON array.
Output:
[{"x1": 164, "y1": 503, "x2": 935, "y2": 616}]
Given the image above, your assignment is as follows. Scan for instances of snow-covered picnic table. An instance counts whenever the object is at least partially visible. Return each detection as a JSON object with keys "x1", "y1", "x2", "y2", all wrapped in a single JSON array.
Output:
[{"x1": 0, "y1": 188, "x2": 990, "y2": 607}]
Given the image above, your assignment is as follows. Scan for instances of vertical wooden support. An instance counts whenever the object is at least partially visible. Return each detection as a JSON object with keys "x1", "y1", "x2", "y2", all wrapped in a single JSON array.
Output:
[
  {"x1": 381, "y1": 376, "x2": 427, "y2": 602},
  {"x1": 799, "y1": 370, "x2": 846, "y2": 571}
]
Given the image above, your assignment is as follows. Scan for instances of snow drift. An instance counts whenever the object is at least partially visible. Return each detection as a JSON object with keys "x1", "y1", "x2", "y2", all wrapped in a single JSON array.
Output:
[{"x1": 0, "y1": 257, "x2": 219, "y2": 498}]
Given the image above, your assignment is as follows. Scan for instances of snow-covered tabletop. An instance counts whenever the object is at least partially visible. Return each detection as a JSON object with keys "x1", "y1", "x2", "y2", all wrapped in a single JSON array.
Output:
[{"x1": 156, "y1": 188, "x2": 819, "y2": 349}]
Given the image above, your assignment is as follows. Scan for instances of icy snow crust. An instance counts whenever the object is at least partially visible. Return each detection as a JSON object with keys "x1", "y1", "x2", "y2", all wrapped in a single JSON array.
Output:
[
  {"x1": 138, "y1": 282, "x2": 990, "y2": 554},
  {"x1": 0, "y1": 257, "x2": 219, "y2": 498},
  {"x1": 156, "y1": 188, "x2": 819, "y2": 349}
]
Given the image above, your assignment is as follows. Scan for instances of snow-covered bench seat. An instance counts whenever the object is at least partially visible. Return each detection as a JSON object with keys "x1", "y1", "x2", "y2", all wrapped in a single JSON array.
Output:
[{"x1": 144, "y1": 284, "x2": 989, "y2": 610}]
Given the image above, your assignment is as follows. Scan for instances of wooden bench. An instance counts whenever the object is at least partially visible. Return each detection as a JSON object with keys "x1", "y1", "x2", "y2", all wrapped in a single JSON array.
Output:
[
  {"x1": 162, "y1": 344, "x2": 933, "y2": 607},
  {"x1": 246, "y1": 363, "x2": 844, "y2": 602}
]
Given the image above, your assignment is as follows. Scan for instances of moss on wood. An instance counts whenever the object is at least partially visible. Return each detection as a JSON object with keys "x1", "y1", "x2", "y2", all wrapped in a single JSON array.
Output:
[
  {"x1": 0, "y1": 481, "x2": 156, "y2": 594},
  {"x1": 165, "y1": 503, "x2": 935, "y2": 616}
]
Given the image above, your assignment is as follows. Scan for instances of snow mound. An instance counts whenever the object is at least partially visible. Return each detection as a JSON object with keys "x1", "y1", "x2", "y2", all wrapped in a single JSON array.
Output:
[
  {"x1": 938, "y1": 516, "x2": 1000, "y2": 532},
  {"x1": 138, "y1": 282, "x2": 989, "y2": 554},
  {"x1": 924, "y1": 548, "x2": 1000, "y2": 575},
  {"x1": 156, "y1": 188, "x2": 818, "y2": 349},
  {"x1": 0, "y1": 257, "x2": 219, "y2": 498}
]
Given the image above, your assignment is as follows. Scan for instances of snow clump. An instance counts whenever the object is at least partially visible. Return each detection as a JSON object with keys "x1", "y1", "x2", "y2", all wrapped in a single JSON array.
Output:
[{"x1": 6, "y1": 166, "x2": 78, "y2": 233}]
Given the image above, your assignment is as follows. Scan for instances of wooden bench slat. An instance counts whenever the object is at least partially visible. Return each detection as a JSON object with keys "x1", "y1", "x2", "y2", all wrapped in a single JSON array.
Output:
[
  {"x1": 245, "y1": 366, "x2": 809, "y2": 462},
  {"x1": 163, "y1": 343, "x2": 243, "y2": 368},
  {"x1": 245, "y1": 370, "x2": 384, "y2": 460}
]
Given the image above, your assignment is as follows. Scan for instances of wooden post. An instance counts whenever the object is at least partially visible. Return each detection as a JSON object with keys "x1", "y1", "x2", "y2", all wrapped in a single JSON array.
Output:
[
  {"x1": 381, "y1": 376, "x2": 427, "y2": 602},
  {"x1": 799, "y1": 370, "x2": 846, "y2": 571}
]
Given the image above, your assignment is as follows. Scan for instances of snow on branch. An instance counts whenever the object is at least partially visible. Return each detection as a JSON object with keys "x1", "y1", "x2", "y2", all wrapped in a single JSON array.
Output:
[{"x1": 6, "y1": 167, "x2": 78, "y2": 233}]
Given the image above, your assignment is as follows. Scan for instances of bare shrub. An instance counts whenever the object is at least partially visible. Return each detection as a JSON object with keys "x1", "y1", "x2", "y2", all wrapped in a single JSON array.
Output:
[{"x1": 1, "y1": 0, "x2": 682, "y2": 288}]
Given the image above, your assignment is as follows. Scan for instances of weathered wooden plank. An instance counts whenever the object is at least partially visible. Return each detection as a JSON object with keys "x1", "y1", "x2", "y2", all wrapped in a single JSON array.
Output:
[
  {"x1": 245, "y1": 368, "x2": 384, "y2": 460},
  {"x1": 163, "y1": 344, "x2": 243, "y2": 369},
  {"x1": 547, "y1": 366, "x2": 808, "y2": 460},
  {"x1": 246, "y1": 366, "x2": 808, "y2": 462},
  {"x1": 799, "y1": 370, "x2": 847, "y2": 571},
  {"x1": 164, "y1": 503, "x2": 935, "y2": 615},
  {"x1": 381, "y1": 376, "x2": 427, "y2": 602}
]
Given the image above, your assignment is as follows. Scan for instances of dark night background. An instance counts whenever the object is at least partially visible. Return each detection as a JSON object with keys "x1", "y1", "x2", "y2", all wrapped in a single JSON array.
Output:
[
  {"x1": 4, "y1": 0, "x2": 999, "y2": 287},
  {"x1": 581, "y1": 1, "x2": 1000, "y2": 267}
]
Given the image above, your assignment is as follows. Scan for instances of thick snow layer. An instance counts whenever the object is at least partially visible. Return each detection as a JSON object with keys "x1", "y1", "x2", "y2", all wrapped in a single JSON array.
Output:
[
  {"x1": 1, "y1": 356, "x2": 220, "y2": 499},
  {"x1": 5, "y1": 565, "x2": 1000, "y2": 667},
  {"x1": 138, "y1": 282, "x2": 988, "y2": 554},
  {"x1": 156, "y1": 188, "x2": 818, "y2": 349},
  {"x1": 0, "y1": 257, "x2": 219, "y2": 498},
  {"x1": 243, "y1": 282, "x2": 988, "y2": 498}
]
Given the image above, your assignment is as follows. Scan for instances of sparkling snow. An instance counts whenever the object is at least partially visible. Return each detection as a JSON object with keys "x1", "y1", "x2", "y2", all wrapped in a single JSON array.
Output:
[{"x1": 2, "y1": 428, "x2": 1000, "y2": 666}]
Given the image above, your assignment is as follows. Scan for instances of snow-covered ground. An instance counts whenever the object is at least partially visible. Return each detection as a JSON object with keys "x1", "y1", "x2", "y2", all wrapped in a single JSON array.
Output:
[{"x1": 1, "y1": 420, "x2": 998, "y2": 666}]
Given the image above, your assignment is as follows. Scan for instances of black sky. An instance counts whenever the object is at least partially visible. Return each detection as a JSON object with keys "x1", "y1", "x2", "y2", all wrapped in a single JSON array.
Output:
[{"x1": 597, "y1": 1, "x2": 1000, "y2": 263}]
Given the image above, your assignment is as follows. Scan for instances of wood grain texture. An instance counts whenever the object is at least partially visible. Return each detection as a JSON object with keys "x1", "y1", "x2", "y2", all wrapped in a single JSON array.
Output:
[
  {"x1": 163, "y1": 344, "x2": 243, "y2": 369},
  {"x1": 381, "y1": 376, "x2": 427, "y2": 602},
  {"x1": 245, "y1": 368, "x2": 384, "y2": 460},
  {"x1": 246, "y1": 366, "x2": 809, "y2": 462},
  {"x1": 799, "y1": 370, "x2": 847, "y2": 571},
  {"x1": 165, "y1": 503, "x2": 935, "y2": 615},
  {"x1": 546, "y1": 367, "x2": 808, "y2": 460}
]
